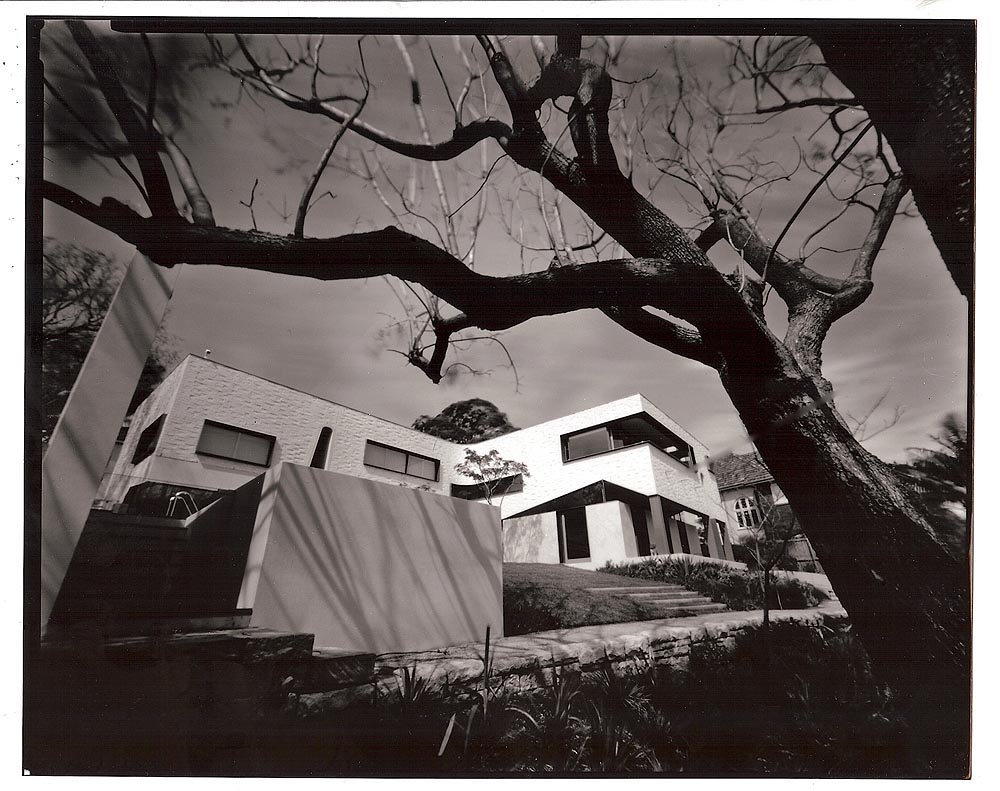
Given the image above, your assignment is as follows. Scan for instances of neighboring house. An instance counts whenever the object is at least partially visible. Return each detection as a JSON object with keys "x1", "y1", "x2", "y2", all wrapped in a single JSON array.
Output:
[
  {"x1": 712, "y1": 451, "x2": 823, "y2": 572},
  {"x1": 97, "y1": 354, "x2": 734, "y2": 569}
]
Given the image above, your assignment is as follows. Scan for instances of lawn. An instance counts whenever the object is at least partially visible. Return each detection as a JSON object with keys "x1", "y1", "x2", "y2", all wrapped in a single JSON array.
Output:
[{"x1": 502, "y1": 562, "x2": 683, "y2": 636}]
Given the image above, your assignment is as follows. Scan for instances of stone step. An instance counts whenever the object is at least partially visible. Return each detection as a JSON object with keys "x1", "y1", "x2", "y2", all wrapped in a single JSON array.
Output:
[
  {"x1": 647, "y1": 602, "x2": 728, "y2": 615},
  {"x1": 619, "y1": 590, "x2": 703, "y2": 601}
]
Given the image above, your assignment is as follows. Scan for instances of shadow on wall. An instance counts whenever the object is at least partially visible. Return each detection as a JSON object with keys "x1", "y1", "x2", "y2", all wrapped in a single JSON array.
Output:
[
  {"x1": 237, "y1": 464, "x2": 503, "y2": 654},
  {"x1": 503, "y1": 512, "x2": 558, "y2": 564}
]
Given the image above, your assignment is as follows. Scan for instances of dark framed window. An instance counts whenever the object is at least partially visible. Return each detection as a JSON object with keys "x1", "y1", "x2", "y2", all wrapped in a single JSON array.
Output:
[
  {"x1": 561, "y1": 413, "x2": 694, "y2": 467},
  {"x1": 363, "y1": 440, "x2": 439, "y2": 481},
  {"x1": 131, "y1": 414, "x2": 165, "y2": 464},
  {"x1": 558, "y1": 507, "x2": 591, "y2": 562},
  {"x1": 196, "y1": 420, "x2": 275, "y2": 466},
  {"x1": 450, "y1": 474, "x2": 524, "y2": 500},
  {"x1": 563, "y1": 426, "x2": 612, "y2": 461}
]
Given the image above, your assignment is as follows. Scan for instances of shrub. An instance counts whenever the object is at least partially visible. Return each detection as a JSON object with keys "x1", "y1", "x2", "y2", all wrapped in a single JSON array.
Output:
[{"x1": 770, "y1": 576, "x2": 821, "y2": 609}]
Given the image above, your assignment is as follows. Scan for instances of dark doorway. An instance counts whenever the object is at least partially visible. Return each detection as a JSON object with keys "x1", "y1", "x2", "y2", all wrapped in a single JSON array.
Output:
[
  {"x1": 557, "y1": 507, "x2": 591, "y2": 562},
  {"x1": 629, "y1": 503, "x2": 651, "y2": 556}
]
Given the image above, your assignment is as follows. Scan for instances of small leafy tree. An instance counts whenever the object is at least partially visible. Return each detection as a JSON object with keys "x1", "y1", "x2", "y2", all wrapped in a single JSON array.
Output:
[
  {"x1": 741, "y1": 498, "x2": 801, "y2": 637},
  {"x1": 454, "y1": 449, "x2": 530, "y2": 506}
]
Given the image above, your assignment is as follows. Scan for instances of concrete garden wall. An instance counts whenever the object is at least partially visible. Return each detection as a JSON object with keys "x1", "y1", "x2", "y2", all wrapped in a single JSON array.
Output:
[{"x1": 237, "y1": 463, "x2": 503, "y2": 654}]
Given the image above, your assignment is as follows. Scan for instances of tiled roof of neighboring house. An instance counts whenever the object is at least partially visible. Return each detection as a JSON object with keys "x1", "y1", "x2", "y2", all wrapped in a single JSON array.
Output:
[{"x1": 712, "y1": 452, "x2": 774, "y2": 490}]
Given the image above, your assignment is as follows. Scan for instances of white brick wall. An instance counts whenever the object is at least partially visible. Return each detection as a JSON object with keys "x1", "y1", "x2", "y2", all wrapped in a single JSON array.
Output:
[{"x1": 105, "y1": 355, "x2": 469, "y2": 499}]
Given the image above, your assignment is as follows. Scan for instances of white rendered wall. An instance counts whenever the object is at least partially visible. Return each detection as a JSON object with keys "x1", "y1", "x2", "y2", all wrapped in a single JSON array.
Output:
[
  {"x1": 561, "y1": 500, "x2": 634, "y2": 571},
  {"x1": 42, "y1": 254, "x2": 178, "y2": 635},
  {"x1": 469, "y1": 394, "x2": 726, "y2": 523},
  {"x1": 237, "y1": 464, "x2": 502, "y2": 653}
]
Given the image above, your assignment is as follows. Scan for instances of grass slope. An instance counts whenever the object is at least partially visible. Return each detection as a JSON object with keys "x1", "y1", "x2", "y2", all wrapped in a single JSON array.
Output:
[{"x1": 502, "y1": 562, "x2": 683, "y2": 636}]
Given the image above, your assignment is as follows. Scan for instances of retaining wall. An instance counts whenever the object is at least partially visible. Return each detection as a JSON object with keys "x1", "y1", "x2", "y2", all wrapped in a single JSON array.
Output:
[{"x1": 294, "y1": 604, "x2": 850, "y2": 712}]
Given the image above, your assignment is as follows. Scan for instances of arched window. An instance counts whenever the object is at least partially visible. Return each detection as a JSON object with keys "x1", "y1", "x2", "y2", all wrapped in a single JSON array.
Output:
[{"x1": 310, "y1": 427, "x2": 333, "y2": 469}]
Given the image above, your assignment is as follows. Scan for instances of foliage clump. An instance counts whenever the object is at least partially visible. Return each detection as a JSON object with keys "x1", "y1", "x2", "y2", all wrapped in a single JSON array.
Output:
[
  {"x1": 255, "y1": 621, "x2": 950, "y2": 776},
  {"x1": 413, "y1": 399, "x2": 519, "y2": 443}
]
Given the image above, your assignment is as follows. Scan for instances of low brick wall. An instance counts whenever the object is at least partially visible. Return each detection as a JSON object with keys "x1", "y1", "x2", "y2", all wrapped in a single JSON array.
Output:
[{"x1": 293, "y1": 604, "x2": 850, "y2": 713}]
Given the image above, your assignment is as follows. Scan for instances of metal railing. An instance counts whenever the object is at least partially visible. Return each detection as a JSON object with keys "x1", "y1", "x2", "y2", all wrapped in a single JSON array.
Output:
[{"x1": 166, "y1": 490, "x2": 198, "y2": 518}]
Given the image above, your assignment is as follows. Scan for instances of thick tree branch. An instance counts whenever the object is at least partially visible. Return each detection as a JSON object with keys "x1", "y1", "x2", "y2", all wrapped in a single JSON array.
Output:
[
  {"x1": 703, "y1": 207, "x2": 843, "y2": 306},
  {"x1": 43, "y1": 180, "x2": 770, "y2": 364},
  {"x1": 832, "y1": 172, "x2": 908, "y2": 315},
  {"x1": 66, "y1": 21, "x2": 177, "y2": 219},
  {"x1": 527, "y1": 52, "x2": 616, "y2": 177},
  {"x1": 406, "y1": 313, "x2": 475, "y2": 383},
  {"x1": 602, "y1": 307, "x2": 716, "y2": 367}
]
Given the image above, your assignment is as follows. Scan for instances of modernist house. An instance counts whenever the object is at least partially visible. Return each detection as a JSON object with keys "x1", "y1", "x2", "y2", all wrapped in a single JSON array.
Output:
[
  {"x1": 712, "y1": 452, "x2": 823, "y2": 572},
  {"x1": 98, "y1": 354, "x2": 734, "y2": 570}
]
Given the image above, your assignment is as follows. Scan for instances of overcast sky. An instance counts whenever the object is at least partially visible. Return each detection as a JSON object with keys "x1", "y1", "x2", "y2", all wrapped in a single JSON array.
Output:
[{"x1": 40, "y1": 24, "x2": 969, "y2": 463}]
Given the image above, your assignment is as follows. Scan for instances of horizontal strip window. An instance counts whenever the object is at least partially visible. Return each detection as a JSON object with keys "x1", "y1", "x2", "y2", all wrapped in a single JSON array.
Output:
[
  {"x1": 561, "y1": 413, "x2": 694, "y2": 468},
  {"x1": 131, "y1": 414, "x2": 166, "y2": 465},
  {"x1": 196, "y1": 420, "x2": 276, "y2": 467},
  {"x1": 450, "y1": 474, "x2": 524, "y2": 500},
  {"x1": 363, "y1": 440, "x2": 439, "y2": 481}
]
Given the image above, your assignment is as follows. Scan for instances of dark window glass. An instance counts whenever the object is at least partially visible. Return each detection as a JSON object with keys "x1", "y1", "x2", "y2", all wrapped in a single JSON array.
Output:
[
  {"x1": 564, "y1": 426, "x2": 611, "y2": 461},
  {"x1": 196, "y1": 421, "x2": 275, "y2": 466},
  {"x1": 677, "y1": 517, "x2": 692, "y2": 554},
  {"x1": 131, "y1": 414, "x2": 165, "y2": 464},
  {"x1": 734, "y1": 497, "x2": 761, "y2": 529},
  {"x1": 363, "y1": 441, "x2": 438, "y2": 481},
  {"x1": 563, "y1": 414, "x2": 695, "y2": 468},
  {"x1": 406, "y1": 455, "x2": 437, "y2": 480},
  {"x1": 451, "y1": 474, "x2": 523, "y2": 500},
  {"x1": 363, "y1": 442, "x2": 406, "y2": 473},
  {"x1": 559, "y1": 508, "x2": 591, "y2": 561}
]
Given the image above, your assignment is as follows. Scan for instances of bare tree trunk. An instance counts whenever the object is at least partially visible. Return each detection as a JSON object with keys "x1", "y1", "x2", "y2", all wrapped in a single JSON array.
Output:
[{"x1": 720, "y1": 362, "x2": 970, "y2": 772}]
